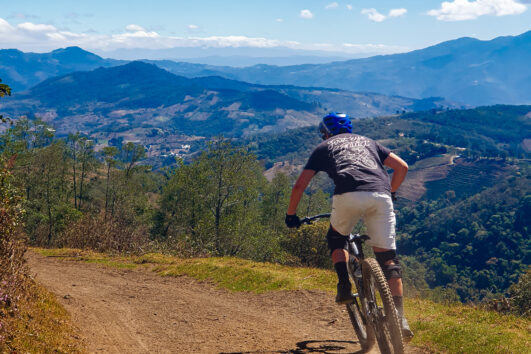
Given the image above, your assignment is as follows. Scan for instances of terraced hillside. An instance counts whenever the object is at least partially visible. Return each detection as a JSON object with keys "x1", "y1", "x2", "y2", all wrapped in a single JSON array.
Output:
[
  {"x1": 424, "y1": 158, "x2": 512, "y2": 201},
  {"x1": 398, "y1": 156, "x2": 514, "y2": 203}
]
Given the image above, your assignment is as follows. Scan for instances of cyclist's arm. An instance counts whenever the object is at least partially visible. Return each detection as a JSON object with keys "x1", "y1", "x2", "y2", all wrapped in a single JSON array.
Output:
[
  {"x1": 383, "y1": 152, "x2": 408, "y2": 193},
  {"x1": 287, "y1": 169, "x2": 316, "y2": 214}
]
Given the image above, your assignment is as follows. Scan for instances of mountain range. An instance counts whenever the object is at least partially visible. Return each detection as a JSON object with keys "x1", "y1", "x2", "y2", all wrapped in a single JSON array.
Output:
[
  {"x1": 1, "y1": 61, "x2": 449, "y2": 145},
  {"x1": 1, "y1": 30, "x2": 530, "y2": 106},
  {"x1": 0, "y1": 47, "x2": 121, "y2": 92},
  {"x1": 155, "y1": 30, "x2": 531, "y2": 106}
]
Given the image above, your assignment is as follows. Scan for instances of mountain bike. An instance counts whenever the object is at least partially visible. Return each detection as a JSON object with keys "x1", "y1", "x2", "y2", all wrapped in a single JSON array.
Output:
[{"x1": 300, "y1": 214, "x2": 404, "y2": 354}]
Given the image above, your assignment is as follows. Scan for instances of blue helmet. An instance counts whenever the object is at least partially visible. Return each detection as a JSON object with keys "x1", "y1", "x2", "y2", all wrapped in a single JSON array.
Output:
[{"x1": 319, "y1": 112, "x2": 352, "y2": 139}]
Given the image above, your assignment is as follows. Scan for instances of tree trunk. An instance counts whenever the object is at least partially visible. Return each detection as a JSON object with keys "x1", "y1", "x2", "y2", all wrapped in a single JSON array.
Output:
[
  {"x1": 104, "y1": 164, "x2": 111, "y2": 219},
  {"x1": 72, "y1": 147, "x2": 77, "y2": 209}
]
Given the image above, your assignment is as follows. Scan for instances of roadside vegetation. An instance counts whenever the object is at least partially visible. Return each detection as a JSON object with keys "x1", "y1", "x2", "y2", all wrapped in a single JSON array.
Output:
[{"x1": 0, "y1": 136, "x2": 82, "y2": 351}]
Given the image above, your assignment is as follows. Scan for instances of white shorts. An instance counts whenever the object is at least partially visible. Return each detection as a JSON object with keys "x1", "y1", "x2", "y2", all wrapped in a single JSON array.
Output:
[{"x1": 330, "y1": 191, "x2": 396, "y2": 250}]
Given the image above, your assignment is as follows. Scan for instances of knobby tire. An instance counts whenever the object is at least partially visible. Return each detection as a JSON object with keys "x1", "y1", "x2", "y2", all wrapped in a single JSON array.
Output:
[
  {"x1": 362, "y1": 258, "x2": 404, "y2": 354},
  {"x1": 346, "y1": 262, "x2": 375, "y2": 352}
]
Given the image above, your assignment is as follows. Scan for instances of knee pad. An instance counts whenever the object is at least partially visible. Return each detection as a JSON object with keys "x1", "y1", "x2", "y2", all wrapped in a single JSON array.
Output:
[
  {"x1": 375, "y1": 250, "x2": 402, "y2": 280},
  {"x1": 326, "y1": 226, "x2": 349, "y2": 253}
]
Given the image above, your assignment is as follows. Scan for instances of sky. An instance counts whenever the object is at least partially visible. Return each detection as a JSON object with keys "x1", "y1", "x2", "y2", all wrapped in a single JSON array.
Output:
[{"x1": 1, "y1": 0, "x2": 530, "y2": 58}]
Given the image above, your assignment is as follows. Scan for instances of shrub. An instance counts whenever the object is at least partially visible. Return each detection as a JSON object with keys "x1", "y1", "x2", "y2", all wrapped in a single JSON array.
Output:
[
  {"x1": 281, "y1": 222, "x2": 332, "y2": 268},
  {"x1": 0, "y1": 156, "x2": 28, "y2": 342},
  {"x1": 508, "y1": 268, "x2": 531, "y2": 317},
  {"x1": 57, "y1": 213, "x2": 149, "y2": 254}
]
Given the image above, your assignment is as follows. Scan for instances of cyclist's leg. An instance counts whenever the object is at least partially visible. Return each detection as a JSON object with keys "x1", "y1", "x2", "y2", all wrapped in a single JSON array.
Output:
[
  {"x1": 362, "y1": 192, "x2": 399, "y2": 292},
  {"x1": 327, "y1": 226, "x2": 355, "y2": 303},
  {"x1": 373, "y1": 247, "x2": 402, "y2": 296},
  {"x1": 329, "y1": 192, "x2": 364, "y2": 303},
  {"x1": 364, "y1": 192, "x2": 413, "y2": 338}
]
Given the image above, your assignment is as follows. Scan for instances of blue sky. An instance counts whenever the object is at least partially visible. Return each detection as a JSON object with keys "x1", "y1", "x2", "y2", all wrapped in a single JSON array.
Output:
[{"x1": 1, "y1": 0, "x2": 530, "y2": 56}]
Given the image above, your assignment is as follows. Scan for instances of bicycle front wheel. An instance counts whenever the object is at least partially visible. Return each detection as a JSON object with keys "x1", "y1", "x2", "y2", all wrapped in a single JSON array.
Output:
[
  {"x1": 346, "y1": 261, "x2": 375, "y2": 351},
  {"x1": 345, "y1": 297, "x2": 375, "y2": 352},
  {"x1": 362, "y1": 258, "x2": 404, "y2": 354}
]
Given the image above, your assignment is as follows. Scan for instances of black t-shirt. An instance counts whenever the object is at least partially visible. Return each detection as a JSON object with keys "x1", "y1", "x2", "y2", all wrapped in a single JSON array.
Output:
[{"x1": 304, "y1": 133, "x2": 392, "y2": 195}]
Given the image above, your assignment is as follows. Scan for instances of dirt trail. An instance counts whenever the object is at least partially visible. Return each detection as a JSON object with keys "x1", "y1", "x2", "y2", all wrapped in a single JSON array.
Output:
[{"x1": 27, "y1": 252, "x2": 421, "y2": 354}]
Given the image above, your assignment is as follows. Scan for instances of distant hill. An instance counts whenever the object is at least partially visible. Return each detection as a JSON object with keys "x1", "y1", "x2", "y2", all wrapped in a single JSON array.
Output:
[
  {"x1": 0, "y1": 47, "x2": 121, "y2": 92},
  {"x1": 153, "y1": 31, "x2": 531, "y2": 106},
  {"x1": 0, "y1": 61, "x2": 451, "y2": 145}
]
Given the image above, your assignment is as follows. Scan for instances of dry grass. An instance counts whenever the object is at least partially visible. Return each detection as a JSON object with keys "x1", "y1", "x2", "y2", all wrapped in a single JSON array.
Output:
[{"x1": 0, "y1": 279, "x2": 84, "y2": 353}]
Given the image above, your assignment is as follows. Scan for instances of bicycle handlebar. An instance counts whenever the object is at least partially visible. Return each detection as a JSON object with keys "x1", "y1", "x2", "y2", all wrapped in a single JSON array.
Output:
[{"x1": 300, "y1": 213, "x2": 331, "y2": 225}]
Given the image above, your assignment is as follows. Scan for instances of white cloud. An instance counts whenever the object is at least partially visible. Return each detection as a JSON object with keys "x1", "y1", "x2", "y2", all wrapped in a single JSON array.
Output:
[
  {"x1": 18, "y1": 22, "x2": 57, "y2": 32},
  {"x1": 428, "y1": 0, "x2": 527, "y2": 21},
  {"x1": 361, "y1": 8, "x2": 387, "y2": 22},
  {"x1": 0, "y1": 17, "x2": 406, "y2": 55},
  {"x1": 125, "y1": 24, "x2": 145, "y2": 32},
  {"x1": 300, "y1": 9, "x2": 314, "y2": 19},
  {"x1": 361, "y1": 8, "x2": 407, "y2": 22},
  {"x1": 187, "y1": 24, "x2": 199, "y2": 30},
  {"x1": 346, "y1": 4, "x2": 353, "y2": 11},
  {"x1": 389, "y1": 8, "x2": 408, "y2": 17},
  {"x1": 326, "y1": 2, "x2": 339, "y2": 10},
  {"x1": 276, "y1": 18, "x2": 284, "y2": 23},
  {"x1": 188, "y1": 35, "x2": 282, "y2": 48}
]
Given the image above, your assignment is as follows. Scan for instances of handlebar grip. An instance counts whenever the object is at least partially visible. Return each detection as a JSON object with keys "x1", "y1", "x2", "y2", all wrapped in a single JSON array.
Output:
[
  {"x1": 300, "y1": 217, "x2": 310, "y2": 224},
  {"x1": 300, "y1": 213, "x2": 331, "y2": 225}
]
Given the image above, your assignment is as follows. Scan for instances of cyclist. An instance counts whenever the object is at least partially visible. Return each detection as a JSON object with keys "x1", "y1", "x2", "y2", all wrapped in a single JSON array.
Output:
[{"x1": 285, "y1": 112, "x2": 413, "y2": 339}]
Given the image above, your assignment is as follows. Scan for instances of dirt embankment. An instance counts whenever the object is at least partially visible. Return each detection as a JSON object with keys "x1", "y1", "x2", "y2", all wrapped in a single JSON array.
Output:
[{"x1": 26, "y1": 252, "x2": 421, "y2": 353}]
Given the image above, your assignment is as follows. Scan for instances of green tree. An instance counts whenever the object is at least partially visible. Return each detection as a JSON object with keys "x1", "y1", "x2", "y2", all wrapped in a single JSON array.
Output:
[
  {"x1": 25, "y1": 141, "x2": 81, "y2": 245},
  {"x1": 76, "y1": 137, "x2": 96, "y2": 210},
  {"x1": 154, "y1": 160, "x2": 209, "y2": 248},
  {"x1": 261, "y1": 172, "x2": 291, "y2": 233},
  {"x1": 67, "y1": 133, "x2": 80, "y2": 209},
  {"x1": 196, "y1": 139, "x2": 264, "y2": 255},
  {"x1": 122, "y1": 142, "x2": 146, "y2": 178},
  {"x1": 102, "y1": 146, "x2": 120, "y2": 218},
  {"x1": 155, "y1": 139, "x2": 267, "y2": 257},
  {"x1": 0, "y1": 78, "x2": 11, "y2": 123}
]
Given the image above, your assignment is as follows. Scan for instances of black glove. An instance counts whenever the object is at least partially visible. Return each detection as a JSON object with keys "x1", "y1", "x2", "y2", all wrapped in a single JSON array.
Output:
[
  {"x1": 391, "y1": 192, "x2": 397, "y2": 202},
  {"x1": 285, "y1": 214, "x2": 301, "y2": 228}
]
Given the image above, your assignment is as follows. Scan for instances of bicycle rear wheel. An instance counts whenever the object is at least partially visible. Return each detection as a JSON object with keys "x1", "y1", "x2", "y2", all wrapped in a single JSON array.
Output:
[
  {"x1": 362, "y1": 258, "x2": 404, "y2": 354},
  {"x1": 346, "y1": 261, "x2": 375, "y2": 351}
]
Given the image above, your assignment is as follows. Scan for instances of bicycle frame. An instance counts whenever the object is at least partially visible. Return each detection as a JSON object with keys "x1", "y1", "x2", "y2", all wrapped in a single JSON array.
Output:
[{"x1": 299, "y1": 214, "x2": 404, "y2": 353}]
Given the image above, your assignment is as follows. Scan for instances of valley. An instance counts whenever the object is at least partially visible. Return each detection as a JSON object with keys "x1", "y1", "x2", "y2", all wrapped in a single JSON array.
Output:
[{"x1": 0, "y1": 61, "x2": 455, "y2": 167}]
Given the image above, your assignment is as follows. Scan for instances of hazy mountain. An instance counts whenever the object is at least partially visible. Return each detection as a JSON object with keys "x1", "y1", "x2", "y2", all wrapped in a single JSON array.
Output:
[
  {"x1": 191, "y1": 31, "x2": 531, "y2": 106},
  {"x1": 95, "y1": 45, "x2": 361, "y2": 66},
  {"x1": 165, "y1": 55, "x2": 349, "y2": 67},
  {"x1": 0, "y1": 47, "x2": 122, "y2": 92},
  {"x1": 150, "y1": 31, "x2": 531, "y2": 106}
]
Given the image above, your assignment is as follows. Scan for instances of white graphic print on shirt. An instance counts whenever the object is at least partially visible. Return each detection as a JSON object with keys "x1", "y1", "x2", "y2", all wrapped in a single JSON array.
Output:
[{"x1": 327, "y1": 136, "x2": 377, "y2": 170}]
